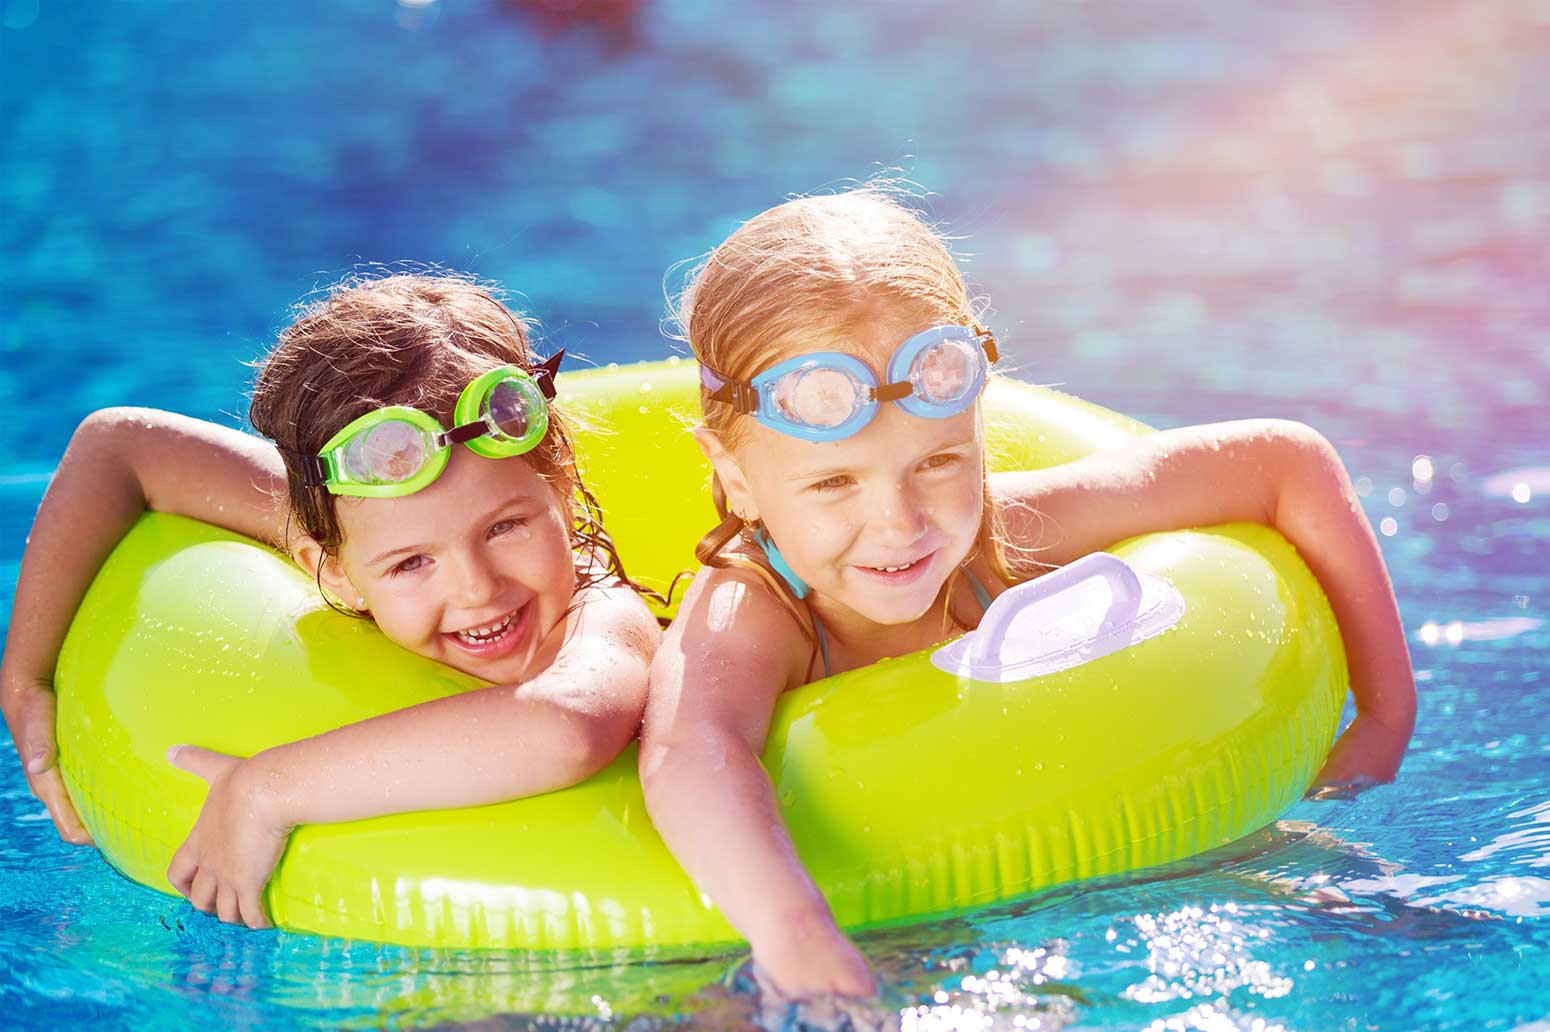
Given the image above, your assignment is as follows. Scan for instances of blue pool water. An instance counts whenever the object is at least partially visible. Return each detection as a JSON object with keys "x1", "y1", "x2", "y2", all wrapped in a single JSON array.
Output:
[{"x1": 3, "y1": 0, "x2": 1548, "y2": 1027}]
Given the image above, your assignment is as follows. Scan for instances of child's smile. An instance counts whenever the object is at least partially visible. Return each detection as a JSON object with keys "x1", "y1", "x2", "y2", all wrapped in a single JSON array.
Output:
[
  {"x1": 444, "y1": 599, "x2": 535, "y2": 660},
  {"x1": 848, "y1": 548, "x2": 940, "y2": 585}
]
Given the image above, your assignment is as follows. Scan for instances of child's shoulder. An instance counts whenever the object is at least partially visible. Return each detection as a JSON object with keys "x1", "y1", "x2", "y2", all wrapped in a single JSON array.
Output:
[
  {"x1": 568, "y1": 580, "x2": 662, "y2": 655},
  {"x1": 668, "y1": 563, "x2": 812, "y2": 674},
  {"x1": 642, "y1": 563, "x2": 814, "y2": 714}
]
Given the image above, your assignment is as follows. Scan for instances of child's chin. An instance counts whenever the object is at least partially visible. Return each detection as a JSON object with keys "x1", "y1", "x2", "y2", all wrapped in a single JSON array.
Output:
[{"x1": 849, "y1": 591, "x2": 941, "y2": 628}]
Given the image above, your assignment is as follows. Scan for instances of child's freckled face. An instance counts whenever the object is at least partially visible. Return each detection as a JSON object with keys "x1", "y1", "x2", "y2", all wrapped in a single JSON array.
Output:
[
  {"x1": 734, "y1": 324, "x2": 985, "y2": 627},
  {"x1": 329, "y1": 448, "x2": 576, "y2": 684}
]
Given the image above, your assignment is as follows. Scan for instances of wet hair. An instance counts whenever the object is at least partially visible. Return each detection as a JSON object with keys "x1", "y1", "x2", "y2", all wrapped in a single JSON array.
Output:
[
  {"x1": 249, "y1": 270, "x2": 653, "y2": 612},
  {"x1": 670, "y1": 187, "x2": 1033, "y2": 640}
]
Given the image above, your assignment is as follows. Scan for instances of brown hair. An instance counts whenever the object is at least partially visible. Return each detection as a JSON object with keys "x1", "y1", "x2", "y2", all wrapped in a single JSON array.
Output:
[
  {"x1": 249, "y1": 270, "x2": 653, "y2": 610},
  {"x1": 670, "y1": 187, "x2": 1030, "y2": 640}
]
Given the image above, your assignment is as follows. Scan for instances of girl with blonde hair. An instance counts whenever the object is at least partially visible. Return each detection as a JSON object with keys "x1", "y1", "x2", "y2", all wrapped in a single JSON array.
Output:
[{"x1": 638, "y1": 189, "x2": 1416, "y2": 999}]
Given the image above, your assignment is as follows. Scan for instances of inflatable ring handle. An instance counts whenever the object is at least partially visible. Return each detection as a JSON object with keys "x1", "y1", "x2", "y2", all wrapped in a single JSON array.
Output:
[{"x1": 968, "y1": 551, "x2": 1143, "y2": 667}]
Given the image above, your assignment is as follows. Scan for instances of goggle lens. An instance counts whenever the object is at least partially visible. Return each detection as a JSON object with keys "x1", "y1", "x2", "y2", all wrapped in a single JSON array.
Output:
[
  {"x1": 483, "y1": 380, "x2": 534, "y2": 440},
  {"x1": 341, "y1": 420, "x2": 431, "y2": 484},
  {"x1": 772, "y1": 366, "x2": 866, "y2": 429},
  {"x1": 910, "y1": 337, "x2": 978, "y2": 405}
]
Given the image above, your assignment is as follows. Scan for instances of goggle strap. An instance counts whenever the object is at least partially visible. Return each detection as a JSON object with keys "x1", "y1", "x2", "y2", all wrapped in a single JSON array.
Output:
[
  {"x1": 295, "y1": 453, "x2": 330, "y2": 488},
  {"x1": 439, "y1": 421, "x2": 489, "y2": 447},
  {"x1": 976, "y1": 326, "x2": 1000, "y2": 364},
  {"x1": 874, "y1": 380, "x2": 913, "y2": 403},
  {"x1": 702, "y1": 366, "x2": 759, "y2": 414},
  {"x1": 725, "y1": 378, "x2": 759, "y2": 414},
  {"x1": 533, "y1": 349, "x2": 565, "y2": 400}
]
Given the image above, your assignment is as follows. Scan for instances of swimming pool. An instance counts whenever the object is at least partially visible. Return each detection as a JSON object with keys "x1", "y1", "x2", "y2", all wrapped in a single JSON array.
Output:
[{"x1": 3, "y1": 0, "x2": 1546, "y2": 1027}]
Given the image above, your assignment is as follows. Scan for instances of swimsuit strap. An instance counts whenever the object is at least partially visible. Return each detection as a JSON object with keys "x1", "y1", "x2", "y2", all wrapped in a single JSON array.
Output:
[
  {"x1": 963, "y1": 566, "x2": 994, "y2": 612},
  {"x1": 812, "y1": 609, "x2": 834, "y2": 680},
  {"x1": 755, "y1": 529, "x2": 810, "y2": 599}
]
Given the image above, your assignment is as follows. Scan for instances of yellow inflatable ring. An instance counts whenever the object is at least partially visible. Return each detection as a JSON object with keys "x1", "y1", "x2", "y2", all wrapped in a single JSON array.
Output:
[{"x1": 54, "y1": 361, "x2": 1348, "y2": 950}]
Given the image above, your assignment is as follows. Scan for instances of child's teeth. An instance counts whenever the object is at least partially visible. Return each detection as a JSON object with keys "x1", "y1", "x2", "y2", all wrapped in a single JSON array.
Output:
[{"x1": 459, "y1": 612, "x2": 514, "y2": 641}]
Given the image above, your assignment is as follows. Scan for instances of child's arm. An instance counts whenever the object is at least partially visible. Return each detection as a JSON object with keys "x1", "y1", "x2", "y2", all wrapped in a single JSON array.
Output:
[
  {"x1": 638, "y1": 569, "x2": 876, "y2": 1001},
  {"x1": 992, "y1": 418, "x2": 1416, "y2": 786},
  {"x1": 164, "y1": 584, "x2": 657, "y2": 929},
  {"x1": 1, "y1": 409, "x2": 289, "y2": 845}
]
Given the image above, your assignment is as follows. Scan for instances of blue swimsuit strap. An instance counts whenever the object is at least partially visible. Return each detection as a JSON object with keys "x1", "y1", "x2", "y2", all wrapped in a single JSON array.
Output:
[
  {"x1": 964, "y1": 566, "x2": 994, "y2": 611},
  {"x1": 812, "y1": 612, "x2": 833, "y2": 681},
  {"x1": 809, "y1": 566, "x2": 995, "y2": 680}
]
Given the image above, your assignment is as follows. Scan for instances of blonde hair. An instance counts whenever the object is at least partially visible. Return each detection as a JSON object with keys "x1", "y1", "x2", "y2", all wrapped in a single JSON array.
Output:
[{"x1": 671, "y1": 187, "x2": 1025, "y2": 640}]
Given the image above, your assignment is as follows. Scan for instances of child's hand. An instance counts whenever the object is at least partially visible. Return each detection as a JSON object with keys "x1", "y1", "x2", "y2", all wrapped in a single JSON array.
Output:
[
  {"x1": 1, "y1": 673, "x2": 93, "y2": 846},
  {"x1": 750, "y1": 964, "x2": 896, "y2": 1031},
  {"x1": 165, "y1": 745, "x2": 290, "y2": 930},
  {"x1": 1310, "y1": 711, "x2": 1412, "y2": 794},
  {"x1": 751, "y1": 908, "x2": 877, "y2": 1001}
]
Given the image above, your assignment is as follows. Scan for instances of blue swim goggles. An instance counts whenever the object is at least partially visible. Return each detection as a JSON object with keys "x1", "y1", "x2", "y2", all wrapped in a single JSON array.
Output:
[{"x1": 699, "y1": 324, "x2": 998, "y2": 442}]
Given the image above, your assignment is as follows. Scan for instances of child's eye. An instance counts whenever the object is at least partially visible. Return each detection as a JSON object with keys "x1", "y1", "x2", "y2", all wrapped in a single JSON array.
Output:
[
  {"x1": 489, "y1": 517, "x2": 528, "y2": 538},
  {"x1": 921, "y1": 452, "x2": 963, "y2": 472},
  {"x1": 392, "y1": 554, "x2": 429, "y2": 575},
  {"x1": 810, "y1": 474, "x2": 854, "y2": 493}
]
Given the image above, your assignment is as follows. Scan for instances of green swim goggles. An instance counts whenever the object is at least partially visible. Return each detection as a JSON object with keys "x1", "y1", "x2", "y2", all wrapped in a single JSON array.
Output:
[{"x1": 296, "y1": 352, "x2": 563, "y2": 498}]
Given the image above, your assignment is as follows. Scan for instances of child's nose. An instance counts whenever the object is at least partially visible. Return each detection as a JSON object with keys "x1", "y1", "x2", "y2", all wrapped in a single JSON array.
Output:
[
  {"x1": 449, "y1": 552, "x2": 504, "y2": 608},
  {"x1": 870, "y1": 485, "x2": 928, "y2": 546}
]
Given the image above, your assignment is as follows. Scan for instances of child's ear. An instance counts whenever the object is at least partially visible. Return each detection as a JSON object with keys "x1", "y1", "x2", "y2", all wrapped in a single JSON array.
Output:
[
  {"x1": 691, "y1": 425, "x2": 759, "y2": 523},
  {"x1": 291, "y1": 534, "x2": 367, "y2": 612}
]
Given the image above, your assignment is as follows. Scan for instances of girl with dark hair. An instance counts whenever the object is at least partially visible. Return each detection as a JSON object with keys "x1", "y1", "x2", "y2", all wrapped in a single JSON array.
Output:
[{"x1": 1, "y1": 272, "x2": 661, "y2": 930}]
